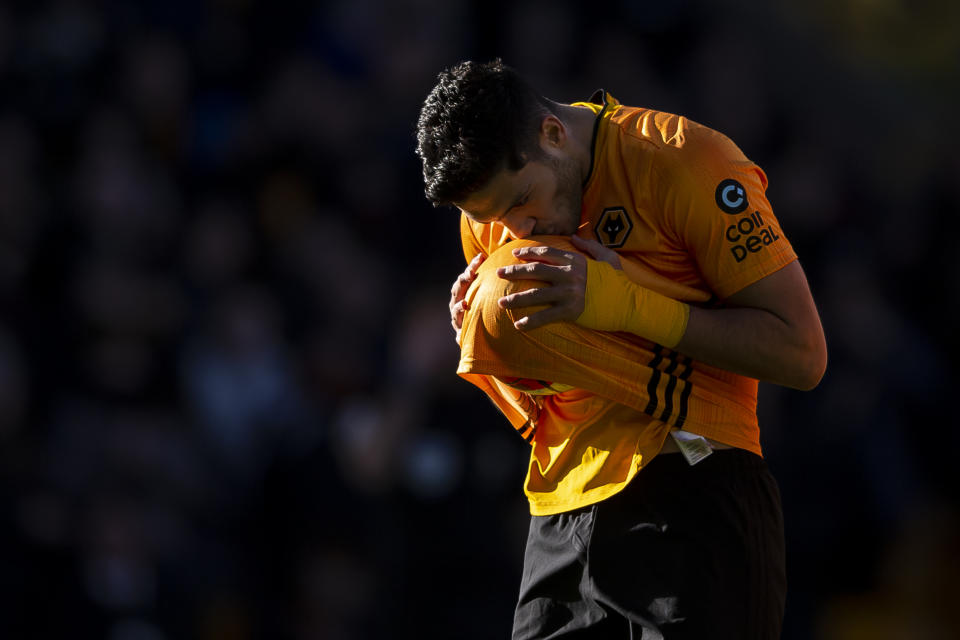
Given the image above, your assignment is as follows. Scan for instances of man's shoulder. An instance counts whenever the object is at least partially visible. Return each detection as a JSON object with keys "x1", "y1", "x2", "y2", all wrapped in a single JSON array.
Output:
[{"x1": 606, "y1": 104, "x2": 719, "y2": 152}]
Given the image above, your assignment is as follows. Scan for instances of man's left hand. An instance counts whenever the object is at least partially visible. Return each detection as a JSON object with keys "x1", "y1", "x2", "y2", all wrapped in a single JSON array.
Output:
[{"x1": 497, "y1": 235, "x2": 622, "y2": 331}]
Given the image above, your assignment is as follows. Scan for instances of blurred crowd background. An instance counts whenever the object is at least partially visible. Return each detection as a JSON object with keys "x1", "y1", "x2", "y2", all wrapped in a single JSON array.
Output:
[{"x1": 1, "y1": 0, "x2": 958, "y2": 638}]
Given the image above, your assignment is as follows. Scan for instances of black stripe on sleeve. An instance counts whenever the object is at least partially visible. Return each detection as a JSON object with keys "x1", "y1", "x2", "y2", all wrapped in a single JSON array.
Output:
[
  {"x1": 659, "y1": 351, "x2": 682, "y2": 424},
  {"x1": 675, "y1": 356, "x2": 694, "y2": 428},
  {"x1": 644, "y1": 345, "x2": 665, "y2": 416},
  {"x1": 518, "y1": 421, "x2": 536, "y2": 443}
]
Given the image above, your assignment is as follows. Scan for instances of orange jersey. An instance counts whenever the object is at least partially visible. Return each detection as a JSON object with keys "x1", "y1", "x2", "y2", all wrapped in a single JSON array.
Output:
[{"x1": 457, "y1": 92, "x2": 797, "y2": 515}]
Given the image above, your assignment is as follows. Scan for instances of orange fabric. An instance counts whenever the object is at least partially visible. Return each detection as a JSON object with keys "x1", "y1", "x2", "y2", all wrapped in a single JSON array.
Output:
[
  {"x1": 459, "y1": 238, "x2": 761, "y2": 514},
  {"x1": 457, "y1": 92, "x2": 797, "y2": 515}
]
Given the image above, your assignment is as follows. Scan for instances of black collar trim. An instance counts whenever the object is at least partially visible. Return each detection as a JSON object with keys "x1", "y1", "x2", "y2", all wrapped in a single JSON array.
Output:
[{"x1": 583, "y1": 89, "x2": 609, "y2": 188}]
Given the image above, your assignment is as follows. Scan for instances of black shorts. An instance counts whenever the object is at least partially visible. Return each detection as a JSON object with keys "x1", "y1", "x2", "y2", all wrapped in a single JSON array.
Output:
[{"x1": 512, "y1": 448, "x2": 786, "y2": 640}]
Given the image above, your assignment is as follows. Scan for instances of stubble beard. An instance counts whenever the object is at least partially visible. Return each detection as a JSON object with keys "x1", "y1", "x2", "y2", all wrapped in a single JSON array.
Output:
[{"x1": 548, "y1": 154, "x2": 584, "y2": 236}]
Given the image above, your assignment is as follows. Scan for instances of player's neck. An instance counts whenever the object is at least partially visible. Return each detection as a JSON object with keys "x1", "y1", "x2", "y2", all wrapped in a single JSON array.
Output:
[{"x1": 555, "y1": 103, "x2": 598, "y2": 184}]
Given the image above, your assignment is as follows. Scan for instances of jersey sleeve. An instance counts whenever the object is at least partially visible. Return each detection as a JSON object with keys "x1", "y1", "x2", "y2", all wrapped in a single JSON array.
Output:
[
  {"x1": 460, "y1": 212, "x2": 520, "y2": 265},
  {"x1": 460, "y1": 212, "x2": 485, "y2": 263},
  {"x1": 655, "y1": 125, "x2": 797, "y2": 299}
]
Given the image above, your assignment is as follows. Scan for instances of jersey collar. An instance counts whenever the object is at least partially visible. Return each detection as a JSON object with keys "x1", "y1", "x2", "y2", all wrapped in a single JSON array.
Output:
[{"x1": 582, "y1": 89, "x2": 617, "y2": 189}]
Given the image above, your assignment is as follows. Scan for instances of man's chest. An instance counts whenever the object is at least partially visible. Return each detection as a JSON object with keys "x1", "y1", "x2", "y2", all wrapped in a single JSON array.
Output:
[{"x1": 579, "y1": 167, "x2": 712, "y2": 293}]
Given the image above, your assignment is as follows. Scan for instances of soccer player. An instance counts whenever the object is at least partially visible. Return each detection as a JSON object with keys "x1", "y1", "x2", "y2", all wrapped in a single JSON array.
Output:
[{"x1": 415, "y1": 59, "x2": 826, "y2": 639}]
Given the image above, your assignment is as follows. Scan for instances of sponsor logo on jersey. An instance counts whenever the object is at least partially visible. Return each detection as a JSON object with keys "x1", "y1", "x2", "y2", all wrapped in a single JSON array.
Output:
[
  {"x1": 725, "y1": 210, "x2": 780, "y2": 262},
  {"x1": 715, "y1": 179, "x2": 748, "y2": 214},
  {"x1": 594, "y1": 207, "x2": 633, "y2": 248}
]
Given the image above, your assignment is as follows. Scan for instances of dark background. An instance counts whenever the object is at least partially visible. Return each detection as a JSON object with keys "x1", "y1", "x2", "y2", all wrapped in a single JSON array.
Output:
[{"x1": 1, "y1": 1, "x2": 957, "y2": 638}]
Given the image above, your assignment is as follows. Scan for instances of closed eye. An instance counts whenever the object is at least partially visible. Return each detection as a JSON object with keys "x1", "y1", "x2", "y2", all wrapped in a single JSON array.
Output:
[
  {"x1": 485, "y1": 186, "x2": 533, "y2": 224},
  {"x1": 513, "y1": 187, "x2": 534, "y2": 210}
]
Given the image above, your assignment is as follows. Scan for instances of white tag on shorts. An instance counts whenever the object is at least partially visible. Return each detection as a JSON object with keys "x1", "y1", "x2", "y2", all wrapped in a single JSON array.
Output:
[{"x1": 670, "y1": 430, "x2": 714, "y2": 466}]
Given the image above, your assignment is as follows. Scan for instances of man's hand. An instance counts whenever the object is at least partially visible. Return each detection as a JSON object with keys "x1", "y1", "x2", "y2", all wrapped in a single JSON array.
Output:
[
  {"x1": 497, "y1": 235, "x2": 622, "y2": 331},
  {"x1": 450, "y1": 253, "x2": 485, "y2": 338}
]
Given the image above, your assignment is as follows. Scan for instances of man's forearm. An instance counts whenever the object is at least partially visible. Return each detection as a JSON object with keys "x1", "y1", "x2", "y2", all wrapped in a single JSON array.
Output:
[
  {"x1": 676, "y1": 304, "x2": 827, "y2": 390},
  {"x1": 574, "y1": 259, "x2": 827, "y2": 390}
]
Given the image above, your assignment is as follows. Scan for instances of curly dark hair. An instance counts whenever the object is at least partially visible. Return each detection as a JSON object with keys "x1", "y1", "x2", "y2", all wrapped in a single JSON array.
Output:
[{"x1": 415, "y1": 59, "x2": 554, "y2": 206}]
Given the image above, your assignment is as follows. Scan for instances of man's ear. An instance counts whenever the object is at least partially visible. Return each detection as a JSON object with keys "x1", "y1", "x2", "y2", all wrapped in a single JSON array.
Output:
[{"x1": 539, "y1": 114, "x2": 567, "y2": 150}]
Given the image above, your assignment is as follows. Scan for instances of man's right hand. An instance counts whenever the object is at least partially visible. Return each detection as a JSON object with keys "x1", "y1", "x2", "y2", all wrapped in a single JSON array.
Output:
[{"x1": 449, "y1": 253, "x2": 486, "y2": 339}]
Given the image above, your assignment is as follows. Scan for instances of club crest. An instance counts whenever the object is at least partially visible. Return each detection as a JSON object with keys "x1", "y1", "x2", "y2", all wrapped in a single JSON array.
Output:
[{"x1": 594, "y1": 207, "x2": 634, "y2": 248}]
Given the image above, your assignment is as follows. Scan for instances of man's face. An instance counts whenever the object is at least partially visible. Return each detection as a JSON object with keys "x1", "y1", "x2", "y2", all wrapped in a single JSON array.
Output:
[{"x1": 456, "y1": 151, "x2": 583, "y2": 239}]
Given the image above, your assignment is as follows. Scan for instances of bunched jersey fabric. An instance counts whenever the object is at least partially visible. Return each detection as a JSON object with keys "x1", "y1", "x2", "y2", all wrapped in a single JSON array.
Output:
[{"x1": 457, "y1": 91, "x2": 797, "y2": 516}]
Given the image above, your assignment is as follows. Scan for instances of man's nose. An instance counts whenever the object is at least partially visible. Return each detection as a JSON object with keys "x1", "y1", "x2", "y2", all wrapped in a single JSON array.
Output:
[{"x1": 504, "y1": 215, "x2": 535, "y2": 239}]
